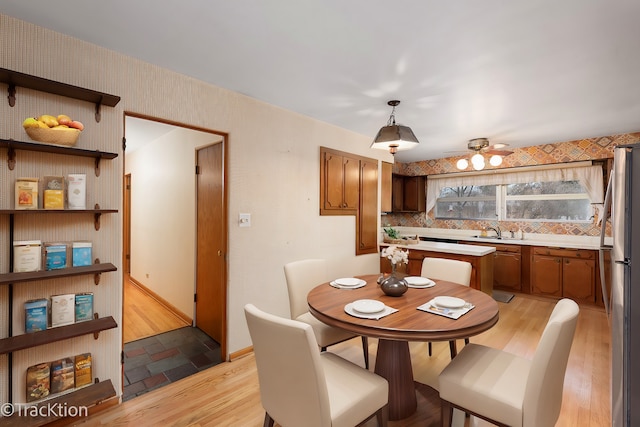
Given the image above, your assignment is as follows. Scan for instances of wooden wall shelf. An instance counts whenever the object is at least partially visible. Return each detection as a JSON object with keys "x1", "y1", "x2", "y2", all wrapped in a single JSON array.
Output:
[
  {"x1": 0, "y1": 139, "x2": 118, "y2": 176},
  {"x1": 0, "y1": 316, "x2": 118, "y2": 355},
  {"x1": 0, "y1": 262, "x2": 117, "y2": 286},
  {"x1": 2, "y1": 379, "x2": 116, "y2": 427},
  {"x1": 0, "y1": 67, "x2": 120, "y2": 122}
]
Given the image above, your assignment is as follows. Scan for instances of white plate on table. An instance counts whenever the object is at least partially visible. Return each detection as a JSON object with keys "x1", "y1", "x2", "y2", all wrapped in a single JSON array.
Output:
[
  {"x1": 351, "y1": 299, "x2": 385, "y2": 314},
  {"x1": 433, "y1": 296, "x2": 466, "y2": 309},
  {"x1": 405, "y1": 276, "x2": 436, "y2": 288},
  {"x1": 333, "y1": 277, "x2": 366, "y2": 288}
]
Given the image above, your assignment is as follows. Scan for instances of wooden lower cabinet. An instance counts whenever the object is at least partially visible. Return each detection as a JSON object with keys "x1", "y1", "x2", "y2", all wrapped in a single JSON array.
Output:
[
  {"x1": 380, "y1": 246, "x2": 494, "y2": 296},
  {"x1": 530, "y1": 247, "x2": 596, "y2": 304},
  {"x1": 494, "y1": 250, "x2": 522, "y2": 292}
]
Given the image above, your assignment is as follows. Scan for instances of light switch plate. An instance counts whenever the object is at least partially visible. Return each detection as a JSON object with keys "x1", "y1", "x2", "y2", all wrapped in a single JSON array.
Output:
[{"x1": 239, "y1": 213, "x2": 251, "y2": 227}]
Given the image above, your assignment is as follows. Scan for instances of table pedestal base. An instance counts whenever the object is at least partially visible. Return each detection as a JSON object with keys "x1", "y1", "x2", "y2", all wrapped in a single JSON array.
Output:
[{"x1": 374, "y1": 339, "x2": 417, "y2": 420}]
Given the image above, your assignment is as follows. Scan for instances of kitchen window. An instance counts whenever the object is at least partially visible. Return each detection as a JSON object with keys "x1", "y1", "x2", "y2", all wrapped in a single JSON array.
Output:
[{"x1": 427, "y1": 163, "x2": 604, "y2": 222}]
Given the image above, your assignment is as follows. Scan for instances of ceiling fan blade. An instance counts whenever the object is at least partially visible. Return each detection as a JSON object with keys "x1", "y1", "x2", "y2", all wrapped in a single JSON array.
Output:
[{"x1": 484, "y1": 148, "x2": 513, "y2": 156}]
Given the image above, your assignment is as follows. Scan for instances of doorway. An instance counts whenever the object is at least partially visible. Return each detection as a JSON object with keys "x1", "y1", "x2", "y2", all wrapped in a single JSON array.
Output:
[{"x1": 122, "y1": 113, "x2": 228, "y2": 399}]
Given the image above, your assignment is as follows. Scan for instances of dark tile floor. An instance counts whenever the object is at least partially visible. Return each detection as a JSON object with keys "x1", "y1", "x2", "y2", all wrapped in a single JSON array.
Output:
[{"x1": 123, "y1": 326, "x2": 222, "y2": 401}]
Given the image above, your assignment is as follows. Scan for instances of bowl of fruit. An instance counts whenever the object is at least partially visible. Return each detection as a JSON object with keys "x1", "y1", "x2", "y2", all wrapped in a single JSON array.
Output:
[{"x1": 22, "y1": 114, "x2": 84, "y2": 147}]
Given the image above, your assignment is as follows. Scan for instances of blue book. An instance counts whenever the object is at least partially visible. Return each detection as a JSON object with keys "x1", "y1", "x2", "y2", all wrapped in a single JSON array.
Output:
[
  {"x1": 75, "y1": 293, "x2": 94, "y2": 322},
  {"x1": 25, "y1": 299, "x2": 48, "y2": 332}
]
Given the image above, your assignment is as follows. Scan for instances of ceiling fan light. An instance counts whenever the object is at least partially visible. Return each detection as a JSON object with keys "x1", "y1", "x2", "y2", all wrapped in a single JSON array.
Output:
[
  {"x1": 471, "y1": 153, "x2": 484, "y2": 165},
  {"x1": 456, "y1": 158, "x2": 469, "y2": 170},
  {"x1": 472, "y1": 160, "x2": 485, "y2": 171},
  {"x1": 489, "y1": 154, "x2": 503, "y2": 166}
]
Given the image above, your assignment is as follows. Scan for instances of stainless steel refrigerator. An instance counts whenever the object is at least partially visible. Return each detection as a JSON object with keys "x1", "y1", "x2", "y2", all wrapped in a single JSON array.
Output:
[{"x1": 606, "y1": 142, "x2": 640, "y2": 426}]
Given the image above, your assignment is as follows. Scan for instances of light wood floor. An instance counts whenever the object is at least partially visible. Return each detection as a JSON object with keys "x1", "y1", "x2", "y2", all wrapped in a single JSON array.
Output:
[
  {"x1": 82, "y1": 294, "x2": 610, "y2": 426},
  {"x1": 123, "y1": 278, "x2": 190, "y2": 343}
]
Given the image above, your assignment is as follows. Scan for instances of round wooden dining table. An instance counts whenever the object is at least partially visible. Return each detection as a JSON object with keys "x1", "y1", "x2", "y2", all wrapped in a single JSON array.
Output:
[{"x1": 307, "y1": 274, "x2": 499, "y2": 421}]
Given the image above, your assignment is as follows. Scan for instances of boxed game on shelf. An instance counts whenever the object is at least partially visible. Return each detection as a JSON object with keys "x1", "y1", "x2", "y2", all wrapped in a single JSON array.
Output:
[
  {"x1": 13, "y1": 240, "x2": 42, "y2": 272},
  {"x1": 67, "y1": 173, "x2": 86, "y2": 209},
  {"x1": 26, "y1": 363, "x2": 50, "y2": 402},
  {"x1": 50, "y1": 293, "x2": 75, "y2": 327},
  {"x1": 72, "y1": 241, "x2": 92, "y2": 267},
  {"x1": 74, "y1": 293, "x2": 94, "y2": 322},
  {"x1": 50, "y1": 357, "x2": 75, "y2": 394},
  {"x1": 25, "y1": 298, "x2": 48, "y2": 332},
  {"x1": 15, "y1": 177, "x2": 38, "y2": 209},
  {"x1": 74, "y1": 353, "x2": 92, "y2": 388},
  {"x1": 42, "y1": 176, "x2": 65, "y2": 209},
  {"x1": 44, "y1": 242, "x2": 68, "y2": 270}
]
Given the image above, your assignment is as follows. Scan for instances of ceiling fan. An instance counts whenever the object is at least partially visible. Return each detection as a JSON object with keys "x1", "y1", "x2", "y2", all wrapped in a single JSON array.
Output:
[{"x1": 455, "y1": 138, "x2": 513, "y2": 170}]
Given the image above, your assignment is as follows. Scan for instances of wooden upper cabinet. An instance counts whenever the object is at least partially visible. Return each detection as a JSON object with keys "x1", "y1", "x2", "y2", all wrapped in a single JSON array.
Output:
[
  {"x1": 319, "y1": 147, "x2": 379, "y2": 255},
  {"x1": 320, "y1": 148, "x2": 359, "y2": 214},
  {"x1": 357, "y1": 158, "x2": 378, "y2": 255},
  {"x1": 391, "y1": 174, "x2": 426, "y2": 212},
  {"x1": 381, "y1": 162, "x2": 393, "y2": 213}
]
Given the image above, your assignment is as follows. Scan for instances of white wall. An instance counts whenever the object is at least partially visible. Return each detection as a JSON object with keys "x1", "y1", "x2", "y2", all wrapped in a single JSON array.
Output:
[
  {"x1": 0, "y1": 13, "x2": 391, "y2": 402},
  {"x1": 125, "y1": 125, "x2": 222, "y2": 318}
]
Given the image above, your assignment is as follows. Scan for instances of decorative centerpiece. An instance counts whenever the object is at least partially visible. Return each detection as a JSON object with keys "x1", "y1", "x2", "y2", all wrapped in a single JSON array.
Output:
[
  {"x1": 379, "y1": 245, "x2": 409, "y2": 297},
  {"x1": 22, "y1": 114, "x2": 84, "y2": 147}
]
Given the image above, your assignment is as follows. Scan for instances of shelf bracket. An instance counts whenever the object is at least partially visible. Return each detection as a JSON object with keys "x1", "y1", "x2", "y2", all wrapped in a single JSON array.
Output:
[
  {"x1": 94, "y1": 258, "x2": 102, "y2": 285},
  {"x1": 94, "y1": 155, "x2": 102, "y2": 177},
  {"x1": 7, "y1": 83, "x2": 16, "y2": 107},
  {"x1": 7, "y1": 144, "x2": 16, "y2": 170},
  {"x1": 93, "y1": 313, "x2": 101, "y2": 339},
  {"x1": 94, "y1": 203, "x2": 102, "y2": 230},
  {"x1": 95, "y1": 100, "x2": 102, "y2": 123}
]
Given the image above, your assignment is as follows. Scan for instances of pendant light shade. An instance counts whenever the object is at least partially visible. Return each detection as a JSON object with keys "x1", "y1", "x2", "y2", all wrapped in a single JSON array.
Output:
[{"x1": 371, "y1": 100, "x2": 419, "y2": 155}]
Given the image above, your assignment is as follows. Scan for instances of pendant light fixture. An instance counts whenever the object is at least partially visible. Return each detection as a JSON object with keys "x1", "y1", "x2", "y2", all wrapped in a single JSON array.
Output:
[{"x1": 371, "y1": 100, "x2": 419, "y2": 155}]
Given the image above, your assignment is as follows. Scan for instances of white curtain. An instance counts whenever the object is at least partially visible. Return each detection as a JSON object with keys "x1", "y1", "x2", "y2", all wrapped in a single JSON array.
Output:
[{"x1": 426, "y1": 165, "x2": 604, "y2": 221}]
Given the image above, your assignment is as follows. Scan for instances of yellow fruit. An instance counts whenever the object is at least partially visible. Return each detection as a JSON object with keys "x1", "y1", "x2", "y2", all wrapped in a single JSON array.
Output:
[
  {"x1": 52, "y1": 125, "x2": 70, "y2": 129},
  {"x1": 38, "y1": 114, "x2": 58, "y2": 127},
  {"x1": 22, "y1": 117, "x2": 40, "y2": 129},
  {"x1": 37, "y1": 121, "x2": 49, "y2": 128},
  {"x1": 57, "y1": 114, "x2": 72, "y2": 126}
]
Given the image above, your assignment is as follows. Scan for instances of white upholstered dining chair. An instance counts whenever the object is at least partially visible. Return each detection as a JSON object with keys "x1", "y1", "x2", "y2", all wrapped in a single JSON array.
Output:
[
  {"x1": 438, "y1": 298, "x2": 579, "y2": 427},
  {"x1": 284, "y1": 259, "x2": 369, "y2": 369},
  {"x1": 244, "y1": 304, "x2": 389, "y2": 427},
  {"x1": 421, "y1": 257, "x2": 473, "y2": 357}
]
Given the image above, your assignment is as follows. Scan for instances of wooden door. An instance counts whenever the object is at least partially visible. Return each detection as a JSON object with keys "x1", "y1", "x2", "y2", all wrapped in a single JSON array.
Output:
[
  {"x1": 196, "y1": 143, "x2": 226, "y2": 349},
  {"x1": 342, "y1": 155, "x2": 360, "y2": 210},
  {"x1": 123, "y1": 174, "x2": 131, "y2": 274},
  {"x1": 531, "y1": 255, "x2": 563, "y2": 297},
  {"x1": 322, "y1": 150, "x2": 346, "y2": 211},
  {"x1": 381, "y1": 162, "x2": 393, "y2": 213},
  {"x1": 392, "y1": 174, "x2": 404, "y2": 212}
]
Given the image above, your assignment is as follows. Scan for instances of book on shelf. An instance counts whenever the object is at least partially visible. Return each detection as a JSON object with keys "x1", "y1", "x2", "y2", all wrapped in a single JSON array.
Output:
[
  {"x1": 72, "y1": 241, "x2": 92, "y2": 267},
  {"x1": 50, "y1": 293, "x2": 75, "y2": 327},
  {"x1": 44, "y1": 242, "x2": 68, "y2": 270},
  {"x1": 74, "y1": 292, "x2": 94, "y2": 322},
  {"x1": 15, "y1": 177, "x2": 38, "y2": 210},
  {"x1": 50, "y1": 357, "x2": 75, "y2": 394},
  {"x1": 74, "y1": 353, "x2": 92, "y2": 388},
  {"x1": 13, "y1": 240, "x2": 42, "y2": 272},
  {"x1": 26, "y1": 362, "x2": 50, "y2": 402},
  {"x1": 25, "y1": 298, "x2": 48, "y2": 332}
]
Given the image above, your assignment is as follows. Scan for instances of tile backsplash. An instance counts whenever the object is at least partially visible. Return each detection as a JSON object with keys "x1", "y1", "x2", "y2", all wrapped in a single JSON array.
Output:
[{"x1": 384, "y1": 131, "x2": 640, "y2": 237}]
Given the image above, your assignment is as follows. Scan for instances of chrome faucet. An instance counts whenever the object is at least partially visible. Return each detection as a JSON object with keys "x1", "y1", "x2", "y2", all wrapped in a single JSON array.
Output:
[{"x1": 487, "y1": 226, "x2": 502, "y2": 238}]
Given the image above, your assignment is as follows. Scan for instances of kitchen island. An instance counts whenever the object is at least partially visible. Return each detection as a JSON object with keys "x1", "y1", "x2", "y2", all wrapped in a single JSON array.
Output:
[{"x1": 380, "y1": 241, "x2": 495, "y2": 295}]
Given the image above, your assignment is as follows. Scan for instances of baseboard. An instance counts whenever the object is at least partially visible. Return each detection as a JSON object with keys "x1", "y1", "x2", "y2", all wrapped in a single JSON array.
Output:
[
  {"x1": 229, "y1": 346, "x2": 253, "y2": 361},
  {"x1": 128, "y1": 276, "x2": 193, "y2": 325}
]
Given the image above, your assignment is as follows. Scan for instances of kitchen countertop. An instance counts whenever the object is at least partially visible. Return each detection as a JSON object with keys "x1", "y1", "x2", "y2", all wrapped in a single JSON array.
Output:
[
  {"x1": 389, "y1": 227, "x2": 612, "y2": 250},
  {"x1": 380, "y1": 241, "x2": 495, "y2": 257}
]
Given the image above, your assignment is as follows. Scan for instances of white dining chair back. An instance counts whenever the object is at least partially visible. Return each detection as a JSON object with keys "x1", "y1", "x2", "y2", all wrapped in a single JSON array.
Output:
[
  {"x1": 421, "y1": 257, "x2": 472, "y2": 286},
  {"x1": 438, "y1": 298, "x2": 579, "y2": 427},
  {"x1": 421, "y1": 257, "x2": 473, "y2": 357},
  {"x1": 284, "y1": 259, "x2": 369, "y2": 368},
  {"x1": 244, "y1": 304, "x2": 389, "y2": 427}
]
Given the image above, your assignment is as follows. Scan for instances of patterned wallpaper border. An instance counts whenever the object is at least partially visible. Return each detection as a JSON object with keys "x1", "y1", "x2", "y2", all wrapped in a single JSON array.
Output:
[{"x1": 384, "y1": 131, "x2": 640, "y2": 236}]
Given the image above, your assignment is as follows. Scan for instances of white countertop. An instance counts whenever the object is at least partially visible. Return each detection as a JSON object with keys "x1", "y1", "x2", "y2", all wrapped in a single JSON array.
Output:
[
  {"x1": 389, "y1": 227, "x2": 612, "y2": 250},
  {"x1": 380, "y1": 241, "x2": 495, "y2": 256}
]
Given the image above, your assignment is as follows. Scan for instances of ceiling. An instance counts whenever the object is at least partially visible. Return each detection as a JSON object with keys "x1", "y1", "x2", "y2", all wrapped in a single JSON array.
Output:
[{"x1": 3, "y1": 0, "x2": 640, "y2": 162}]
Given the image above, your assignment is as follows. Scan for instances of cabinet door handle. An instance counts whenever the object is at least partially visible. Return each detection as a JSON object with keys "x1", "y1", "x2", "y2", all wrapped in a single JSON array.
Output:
[{"x1": 218, "y1": 250, "x2": 222, "y2": 256}]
